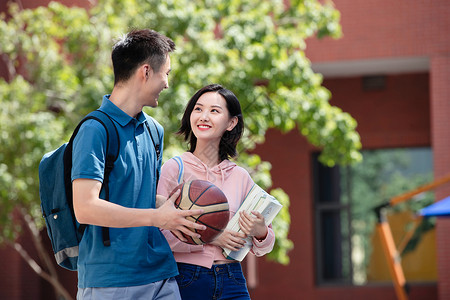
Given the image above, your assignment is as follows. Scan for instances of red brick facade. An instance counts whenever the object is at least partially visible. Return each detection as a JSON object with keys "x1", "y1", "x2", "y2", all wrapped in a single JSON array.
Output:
[
  {"x1": 1, "y1": 1, "x2": 449, "y2": 299},
  {"x1": 431, "y1": 54, "x2": 450, "y2": 300},
  {"x1": 252, "y1": 71, "x2": 436, "y2": 300},
  {"x1": 252, "y1": 0, "x2": 449, "y2": 299}
]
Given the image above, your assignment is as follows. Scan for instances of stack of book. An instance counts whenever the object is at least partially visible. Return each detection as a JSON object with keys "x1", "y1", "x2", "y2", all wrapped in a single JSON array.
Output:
[{"x1": 222, "y1": 184, "x2": 283, "y2": 261}]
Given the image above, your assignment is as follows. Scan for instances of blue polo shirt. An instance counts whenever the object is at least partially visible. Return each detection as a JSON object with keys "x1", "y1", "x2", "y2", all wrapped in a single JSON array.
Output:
[{"x1": 72, "y1": 95, "x2": 177, "y2": 288}]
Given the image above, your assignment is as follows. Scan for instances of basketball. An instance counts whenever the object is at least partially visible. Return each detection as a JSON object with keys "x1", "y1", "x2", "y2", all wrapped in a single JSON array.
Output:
[{"x1": 169, "y1": 180, "x2": 230, "y2": 245}]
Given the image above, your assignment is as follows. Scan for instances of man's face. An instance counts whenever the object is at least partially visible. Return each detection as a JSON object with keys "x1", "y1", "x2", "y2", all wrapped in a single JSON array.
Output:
[{"x1": 146, "y1": 55, "x2": 171, "y2": 108}]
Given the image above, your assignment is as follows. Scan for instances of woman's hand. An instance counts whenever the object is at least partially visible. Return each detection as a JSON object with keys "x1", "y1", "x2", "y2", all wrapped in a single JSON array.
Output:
[
  {"x1": 210, "y1": 229, "x2": 247, "y2": 251},
  {"x1": 238, "y1": 211, "x2": 268, "y2": 241}
]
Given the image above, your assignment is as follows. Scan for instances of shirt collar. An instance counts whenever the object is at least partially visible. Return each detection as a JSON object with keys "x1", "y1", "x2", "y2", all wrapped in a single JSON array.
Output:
[{"x1": 100, "y1": 95, "x2": 147, "y2": 127}]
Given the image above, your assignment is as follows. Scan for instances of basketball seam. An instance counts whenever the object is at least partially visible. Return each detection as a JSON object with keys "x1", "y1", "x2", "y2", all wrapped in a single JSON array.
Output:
[
  {"x1": 189, "y1": 203, "x2": 228, "y2": 207},
  {"x1": 175, "y1": 184, "x2": 184, "y2": 209},
  {"x1": 196, "y1": 219, "x2": 225, "y2": 232},
  {"x1": 188, "y1": 183, "x2": 214, "y2": 210},
  {"x1": 194, "y1": 209, "x2": 229, "y2": 214}
]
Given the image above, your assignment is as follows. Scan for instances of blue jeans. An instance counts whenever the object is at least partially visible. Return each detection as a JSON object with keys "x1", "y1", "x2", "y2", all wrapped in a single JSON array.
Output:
[{"x1": 176, "y1": 262, "x2": 251, "y2": 300}]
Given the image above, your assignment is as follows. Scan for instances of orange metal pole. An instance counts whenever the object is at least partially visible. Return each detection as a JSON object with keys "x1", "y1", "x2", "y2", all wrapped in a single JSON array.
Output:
[
  {"x1": 396, "y1": 216, "x2": 423, "y2": 256},
  {"x1": 390, "y1": 173, "x2": 450, "y2": 206},
  {"x1": 376, "y1": 173, "x2": 450, "y2": 300},
  {"x1": 376, "y1": 221, "x2": 408, "y2": 300}
]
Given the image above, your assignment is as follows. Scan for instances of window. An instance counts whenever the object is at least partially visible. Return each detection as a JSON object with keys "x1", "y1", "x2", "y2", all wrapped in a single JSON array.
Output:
[{"x1": 313, "y1": 147, "x2": 435, "y2": 286}]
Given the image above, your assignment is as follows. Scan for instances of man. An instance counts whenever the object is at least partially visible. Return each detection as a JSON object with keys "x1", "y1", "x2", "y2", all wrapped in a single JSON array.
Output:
[{"x1": 72, "y1": 29, "x2": 205, "y2": 299}]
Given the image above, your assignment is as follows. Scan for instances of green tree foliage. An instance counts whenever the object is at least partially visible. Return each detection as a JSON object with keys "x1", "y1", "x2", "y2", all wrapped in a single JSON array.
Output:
[{"x1": 0, "y1": 0, "x2": 361, "y2": 294}]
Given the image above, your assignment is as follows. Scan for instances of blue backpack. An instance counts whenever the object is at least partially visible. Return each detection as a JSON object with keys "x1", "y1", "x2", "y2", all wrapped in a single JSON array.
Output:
[
  {"x1": 39, "y1": 110, "x2": 120, "y2": 271},
  {"x1": 39, "y1": 110, "x2": 162, "y2": 271}
]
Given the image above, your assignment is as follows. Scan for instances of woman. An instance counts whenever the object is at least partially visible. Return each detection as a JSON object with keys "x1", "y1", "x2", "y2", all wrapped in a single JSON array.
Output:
[{"x1": 157, "y1": 84, "x2": 275, "y2": 299}]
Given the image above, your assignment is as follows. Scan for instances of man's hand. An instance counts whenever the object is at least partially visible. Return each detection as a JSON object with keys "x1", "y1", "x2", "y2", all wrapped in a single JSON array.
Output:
[
  {"x1": 155, "y1": 195, "x2": 166, "y2": 208},
  {"x1": 155, "y1": 189, "x2": 206, "y2": 242},
  {"x1": 209, "y1": 229, "x2": 247, "y2": 251},
  {"x1": 238, "y1": 211, "x2": 268, "y2": 241}
]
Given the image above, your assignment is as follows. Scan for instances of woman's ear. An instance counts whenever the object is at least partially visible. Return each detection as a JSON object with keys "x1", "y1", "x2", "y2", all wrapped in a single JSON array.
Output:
[{"x1": 227, "y1": 116, "x2": 238, "y2": 131}]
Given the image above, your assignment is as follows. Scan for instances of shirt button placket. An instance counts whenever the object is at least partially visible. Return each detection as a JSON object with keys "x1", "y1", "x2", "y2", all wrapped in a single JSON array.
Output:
[{"x1": 134, "y1": 121, "x2": 142, "y2": 160}]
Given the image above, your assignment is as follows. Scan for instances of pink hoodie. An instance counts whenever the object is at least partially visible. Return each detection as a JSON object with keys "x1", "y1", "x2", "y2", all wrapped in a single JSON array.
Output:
[{"x1": 157, "y1": 152, "x2": 275, "y2": 269}]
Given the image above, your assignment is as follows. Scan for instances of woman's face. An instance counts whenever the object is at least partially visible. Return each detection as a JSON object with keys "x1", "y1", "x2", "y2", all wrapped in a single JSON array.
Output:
[{"x1": 190, "y1": 92, "x2": 237, "y2": 143}]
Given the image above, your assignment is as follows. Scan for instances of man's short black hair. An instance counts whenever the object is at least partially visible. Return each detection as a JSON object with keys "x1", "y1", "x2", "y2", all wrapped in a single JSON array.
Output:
[{"x1": 111, "y1": 29, "x2": 175, "y2": 85}]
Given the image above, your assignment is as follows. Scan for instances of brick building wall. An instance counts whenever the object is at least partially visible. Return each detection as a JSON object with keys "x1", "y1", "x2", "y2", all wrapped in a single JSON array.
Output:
[
  {"x1": 431, "y1": 54, "x2": 450, "y2": 300},
  {"x1": 250, "y1": 0, "x2": 449, "y2": 299},
  {"x1": 251, "y1": 71, "x2": 435, "y2": 300},
  {"x1": 324, "y1": 73, "x2": 430, "y2": 149},
  {"x1": 0, "y1": 245, "x2": 22, "y2": 299},
  {"x1": 304, "y1": 0, "x2": 448, "y2": 61}
]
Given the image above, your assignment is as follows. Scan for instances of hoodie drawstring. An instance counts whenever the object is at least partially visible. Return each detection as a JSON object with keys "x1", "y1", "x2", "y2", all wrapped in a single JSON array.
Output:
[{"x1": 219, "y1": 165, "x2": 225, "y2": 186}]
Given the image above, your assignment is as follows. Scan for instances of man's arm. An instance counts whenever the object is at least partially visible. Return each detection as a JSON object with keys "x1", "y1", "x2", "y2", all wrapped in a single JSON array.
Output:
[{"x1": 73, "y1": 178, "x2": 205, "y2": 240}]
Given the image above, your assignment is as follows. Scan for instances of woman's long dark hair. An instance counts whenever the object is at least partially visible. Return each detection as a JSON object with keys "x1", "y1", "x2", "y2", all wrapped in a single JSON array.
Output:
[{"x1": 178, "y1": 84, "x2": 244, "y2": 161}]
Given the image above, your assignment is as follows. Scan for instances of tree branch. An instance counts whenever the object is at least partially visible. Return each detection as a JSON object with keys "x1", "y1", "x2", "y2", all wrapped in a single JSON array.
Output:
[
  {"x1": 1, "y1": 53, "x2": 16, "y2": 81},
  {"x1": 16, "y1": 208, "x2": 74, "y2": 300},
  {"x1": 21, "y1": 210, "x2": 59, "y2": 281},
  {"x1": 10, "y1": 242, "x2": 73, "y2": 300}
]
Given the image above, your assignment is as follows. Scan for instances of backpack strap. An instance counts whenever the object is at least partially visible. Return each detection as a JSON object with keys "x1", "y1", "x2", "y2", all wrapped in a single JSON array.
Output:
[
  {"x1": 144, "y1": 117, "x2": 161, "y2": 181},
  {"x1": 173, "y1": 156, "x2": 184, "y2": 184},
  {"x1": 64, "y1": 109, "x2": 120, "y2": 247}
]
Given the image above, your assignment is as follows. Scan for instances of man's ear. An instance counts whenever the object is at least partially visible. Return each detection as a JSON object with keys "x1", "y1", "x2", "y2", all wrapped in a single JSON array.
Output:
[
  {"x1": 142, "y1": 64, "x2": 152, "y2": 80},
  {"x1": 227, "y1": 116, "x2": 238, "y2": 131}
]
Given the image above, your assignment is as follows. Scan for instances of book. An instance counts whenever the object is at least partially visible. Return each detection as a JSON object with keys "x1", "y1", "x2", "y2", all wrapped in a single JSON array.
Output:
[{"x1": 222, "y1": 183, "x2": 283, "y2": 261}]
